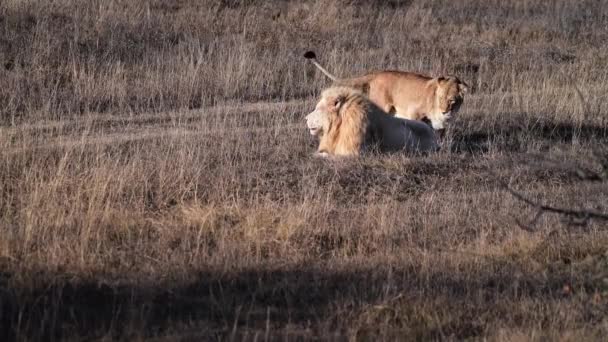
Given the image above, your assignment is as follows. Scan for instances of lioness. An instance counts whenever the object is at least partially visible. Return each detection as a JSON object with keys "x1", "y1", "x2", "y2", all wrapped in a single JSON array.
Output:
[
  {"x1": 306, "y1": 86, "x2": 439, "y2": 157},
  {"x1": 304, "y1": 51, "x2": 468, "y2": 135}
]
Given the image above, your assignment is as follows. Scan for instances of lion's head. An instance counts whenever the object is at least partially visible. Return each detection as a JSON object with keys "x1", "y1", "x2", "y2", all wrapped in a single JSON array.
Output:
[
  {"x1": 427, "y1": 76, "x2": 469, "y2": 132},
  {"x1": 305, "y1": 88, "x2": 348, "y2": 138},
  {"x1": 305, "y1": 87, "x2": 370, "y2": 156}
]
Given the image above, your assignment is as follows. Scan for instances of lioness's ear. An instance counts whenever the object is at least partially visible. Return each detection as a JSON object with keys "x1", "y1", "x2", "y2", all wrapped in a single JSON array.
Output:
[
  {"x1": 443, "y1": 75, "x2": 460, "y2": 83},
  {"x1": 458, "y1": 81, "x2": 469, "y2": 94}
]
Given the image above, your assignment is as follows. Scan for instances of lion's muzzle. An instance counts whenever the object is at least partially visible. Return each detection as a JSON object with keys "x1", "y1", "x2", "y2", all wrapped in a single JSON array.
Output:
[{"x1": 305, "y1": 110, "x2": 324, "y2": 136}]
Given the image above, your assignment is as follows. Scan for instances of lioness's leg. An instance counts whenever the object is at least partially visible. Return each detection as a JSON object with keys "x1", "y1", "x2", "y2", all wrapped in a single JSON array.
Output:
[
  {"x1": 372, "y1": 98, "x2": 394, "y2": 115},
  {"x1": 393, "y1": 107, "x2": 417, "y2": 120}
]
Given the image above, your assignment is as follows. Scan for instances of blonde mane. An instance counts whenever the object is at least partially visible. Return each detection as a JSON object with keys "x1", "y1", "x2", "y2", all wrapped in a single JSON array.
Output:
[{"x1": 317, "y1": 88, "x2": 369, "y2": 156}]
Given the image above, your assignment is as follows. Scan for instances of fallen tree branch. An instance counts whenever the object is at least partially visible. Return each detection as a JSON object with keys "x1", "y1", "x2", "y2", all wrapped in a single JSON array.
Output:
[
  {"x1": 504, "y1": 182, "x2": 608, "y2": 230},
  {"x1": 495, "y1": 148, "x2": 608, "y2": 230}
]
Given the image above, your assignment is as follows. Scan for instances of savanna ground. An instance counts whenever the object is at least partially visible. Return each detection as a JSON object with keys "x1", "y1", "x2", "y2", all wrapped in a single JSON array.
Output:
[{"x1": 1, "y1": 0, "x2": 608, "y2": 340}]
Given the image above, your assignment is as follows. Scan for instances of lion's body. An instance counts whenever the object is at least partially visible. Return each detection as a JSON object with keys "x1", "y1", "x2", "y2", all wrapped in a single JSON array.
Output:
[
  {"x1": 304, "y1": 51, "x2": 468, "y2": 132},
  {"x1": 306, "y1": 87, "x2": 438, "y2": 157}
]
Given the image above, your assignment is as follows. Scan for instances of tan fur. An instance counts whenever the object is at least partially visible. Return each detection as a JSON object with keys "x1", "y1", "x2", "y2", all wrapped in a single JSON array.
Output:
[
  {"x1": 306, "y1": 87, "x2": 439, "y2": 157},
  {"x1": 304, "y1": 51, "x2": 469, "y2": 132}
]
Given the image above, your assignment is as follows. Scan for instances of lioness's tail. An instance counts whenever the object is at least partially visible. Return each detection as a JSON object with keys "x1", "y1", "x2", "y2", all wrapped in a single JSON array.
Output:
[
  {"x1": 304, "y1": 51, "x2": 338, "y2": 81},
  {"x1": 304, "y1": 51, "x2": 375, "y2": 92}
]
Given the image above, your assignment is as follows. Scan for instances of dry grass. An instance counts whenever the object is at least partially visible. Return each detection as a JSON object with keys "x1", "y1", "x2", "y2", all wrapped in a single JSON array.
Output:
[{"x1": 1, "y1": 0, "x2": 608, "y2": 340}]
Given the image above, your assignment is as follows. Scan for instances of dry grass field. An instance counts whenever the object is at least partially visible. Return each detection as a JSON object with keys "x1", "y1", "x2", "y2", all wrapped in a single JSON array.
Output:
[{"x1": 1, "y1": 0, "x2": 608, "y2": 340}]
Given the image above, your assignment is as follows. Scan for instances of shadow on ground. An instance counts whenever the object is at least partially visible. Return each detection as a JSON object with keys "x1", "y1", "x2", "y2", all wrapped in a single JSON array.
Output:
[
  {"x1": 451, "y1": 116, "x2": 608, "y2": 154},
  {"x1": 1, "y1": 258, "x2": 603, "y2": 340}
]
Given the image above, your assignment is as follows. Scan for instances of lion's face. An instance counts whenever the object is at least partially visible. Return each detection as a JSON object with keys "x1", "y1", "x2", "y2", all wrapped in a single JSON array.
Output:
[
  {"x1": 428, "y1": 76, "x2": 468, "y2": 131},
  {"x1": 306, "y1": 109, "x2": 328, "y2": 136},
  {"x1": 305, "y1": 94, "x2": 342, "y2": 137}
]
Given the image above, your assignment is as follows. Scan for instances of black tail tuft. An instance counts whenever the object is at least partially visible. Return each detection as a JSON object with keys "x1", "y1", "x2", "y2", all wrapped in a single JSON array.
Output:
[{"x1": 303, "y1": 51, "x2": 316, "y2": 59}]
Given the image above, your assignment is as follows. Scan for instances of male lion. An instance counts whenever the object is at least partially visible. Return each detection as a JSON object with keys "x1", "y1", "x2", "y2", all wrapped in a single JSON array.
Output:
[
  {"x1": 306, "y1": 86, "x2": 438, "y2": 157},
  {"x1": 304, "y1": 51, "x2": 468, "y2": 136}
]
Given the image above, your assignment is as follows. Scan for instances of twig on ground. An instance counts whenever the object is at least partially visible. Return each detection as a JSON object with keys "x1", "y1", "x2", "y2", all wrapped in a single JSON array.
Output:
[
  {"x1": 505, "y1": 184, "x2": 608, "y2": 228},
  {"x1": 496, "y1": 149, "x2": 608, "y2": 230}
]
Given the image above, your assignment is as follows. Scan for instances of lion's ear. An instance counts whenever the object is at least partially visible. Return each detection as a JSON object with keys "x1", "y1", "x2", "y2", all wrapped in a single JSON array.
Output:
[{"x1": 333, "y1": 96, "x2": 345, "y2": 110}]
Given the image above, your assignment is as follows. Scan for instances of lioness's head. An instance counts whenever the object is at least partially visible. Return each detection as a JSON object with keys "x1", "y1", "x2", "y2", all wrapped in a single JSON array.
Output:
[
  {"x1": 428, "y1": 76, "x2": 468, "y2": 132},
  {"x1": 305, "y1": 88, "x2": 348, "y2": 137}
]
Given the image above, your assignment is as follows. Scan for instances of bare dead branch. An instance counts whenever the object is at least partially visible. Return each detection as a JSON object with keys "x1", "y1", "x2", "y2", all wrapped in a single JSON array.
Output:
[
  {"x1": 515, "y1": 207, "x2": 544, "y2": 232},
  {"x1": 496, "y1": 149, "x2": 608, "y2": 230},
  {"x1": 505, "y1": 183, "x2": 608, "y2": 229}
]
